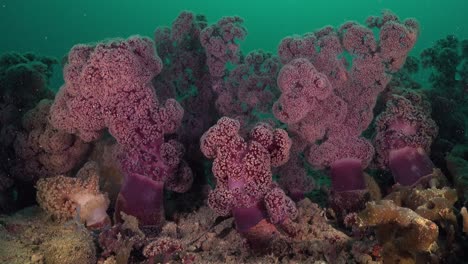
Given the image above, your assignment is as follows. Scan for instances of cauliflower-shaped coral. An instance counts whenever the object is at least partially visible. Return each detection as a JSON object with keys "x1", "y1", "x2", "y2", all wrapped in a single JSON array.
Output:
[
  {"x1": 36, "y1": 162, "x2": 110, "y2": 229},
  {"x1": 200, "y1": 117, "x2": 297, "y2": 250}
]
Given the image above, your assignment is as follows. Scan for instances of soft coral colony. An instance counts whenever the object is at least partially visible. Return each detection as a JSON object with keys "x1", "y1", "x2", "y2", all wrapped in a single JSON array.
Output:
[{"x1": 0, "y1": 9, "x2": 467, "y2": 263}]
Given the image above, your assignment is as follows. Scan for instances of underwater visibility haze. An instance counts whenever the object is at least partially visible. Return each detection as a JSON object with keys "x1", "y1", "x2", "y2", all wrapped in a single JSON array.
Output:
[{"x1": 0, "y1": 0, "x2": 468, "y2": 263}]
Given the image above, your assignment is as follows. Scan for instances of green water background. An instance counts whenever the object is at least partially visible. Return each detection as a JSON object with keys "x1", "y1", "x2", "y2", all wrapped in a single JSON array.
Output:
[{"x1": 0, "y1": 0, "x2": 466, "y2": 88}]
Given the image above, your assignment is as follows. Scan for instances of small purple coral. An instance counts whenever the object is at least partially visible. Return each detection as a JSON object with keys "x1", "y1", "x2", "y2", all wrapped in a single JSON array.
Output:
[{"x1": 200, "y1": 117, "x2": 296, "y2": 249}]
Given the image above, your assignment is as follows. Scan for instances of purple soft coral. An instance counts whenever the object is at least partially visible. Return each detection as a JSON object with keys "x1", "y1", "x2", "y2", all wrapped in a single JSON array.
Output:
[
  {"x1": 216, "y1": 50, "x2": 281, "y2": 127},
  {"x1": 374, "y1": 92, "x2": 438, "y2": 186},
  {"x1": 12, "y1": 99, "x2": 89, "y2": 182},
  {"x1": 200, "y1": 117, "x2": 296, "y2": 250},
  {"x1": 50, "y1": 37, "x2": 172, "y2": 143},
  {"x1": 153, "y1": 11, "x2": 217, "y2": 180},
  {"x1": 116, "y1": 140, "x2": 193, "y2": 227},
  {"x1": 50, "y1": 36, "x2": 192, "y2": 228},
  {"x1": 274, "y1": 11, "x2": 418, "y2": 215},
  {"x1": 200, "y1": 17, "x2": 246, "y2": 78},
  {"x1": 200, "y1": 16, "x2": 246, "y2": 92}
]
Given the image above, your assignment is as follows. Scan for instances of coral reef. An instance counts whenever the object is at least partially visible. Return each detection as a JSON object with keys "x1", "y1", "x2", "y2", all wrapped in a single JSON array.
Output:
[
  {"x1": 354, "y1": 171, "x2": 463, "y2": 263},
  {"x1": 1, "y1": 9, "x2": 468, "y2": 264},
  {"x1": 386, "y1": 185, "x2": 458, "y2": 223}
]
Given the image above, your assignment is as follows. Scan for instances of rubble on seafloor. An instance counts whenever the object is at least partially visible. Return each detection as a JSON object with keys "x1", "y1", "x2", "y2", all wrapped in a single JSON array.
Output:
[
  {"x1": 1, "y1": 181, "x2": 467, "y2": 264},
  {"x1": 0, "y1": 199, "x2": 373, "y2": 264},
  {"x1": 0, "y1": 207, "x2": 96, "y2": 264}
]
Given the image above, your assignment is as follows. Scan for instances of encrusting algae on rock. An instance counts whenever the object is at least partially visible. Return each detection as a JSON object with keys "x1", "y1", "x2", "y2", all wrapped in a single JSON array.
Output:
[{"x1": 0, "y1": 207, "x2": 96, "y2": 264}]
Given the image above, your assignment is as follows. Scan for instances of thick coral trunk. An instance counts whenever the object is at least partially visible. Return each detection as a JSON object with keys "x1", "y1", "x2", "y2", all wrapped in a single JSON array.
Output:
[
  {"x1": 115, "y1": 172, "x2": 165, "y2": 228},
  {"x1": 329, "y1": 158, "x2": 369, "y2": 216},
  {"x1": 389, "y1": 146, "x2": 434, "y2": 186}
]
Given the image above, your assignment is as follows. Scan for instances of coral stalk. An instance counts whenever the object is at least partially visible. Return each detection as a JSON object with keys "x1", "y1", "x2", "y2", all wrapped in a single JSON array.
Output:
[
  {"x1": 388, "y1": 146, "x2": 435, "y2": 186},
  {"x1": 115, "y1": 172, "x2": 165, "y2": 227}
]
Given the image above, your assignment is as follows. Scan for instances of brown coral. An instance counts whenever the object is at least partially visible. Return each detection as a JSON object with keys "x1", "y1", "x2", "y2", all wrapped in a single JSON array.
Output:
[
  {"x1": 409, "y1": 188, "x2": 457, "y2": 223},
  {"x1": 36, "y1": 163, "x2": 110, "y2": 229},
  {"x1": 386, "y1": 186, "x2": 458, "y2": 224},
  {"x1": 357, "y1": 200, "x2": 438, "y2": 262}
]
